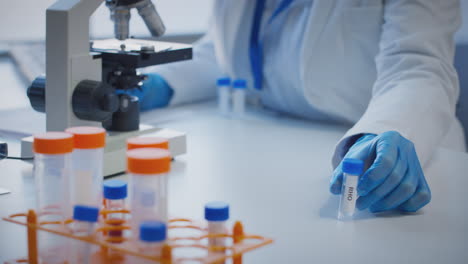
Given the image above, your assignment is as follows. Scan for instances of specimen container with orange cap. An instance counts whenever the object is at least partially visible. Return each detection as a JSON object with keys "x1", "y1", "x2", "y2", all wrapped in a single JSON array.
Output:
[
  {"x1": 65, "y1": 126, "x2": 106, "y2": 208},
  {"x1": 33, "y1": 131, "x2": 74, "y2": 264},
  {"x1": 127, "y1": 148, "x2": 171, "y2": 239}
]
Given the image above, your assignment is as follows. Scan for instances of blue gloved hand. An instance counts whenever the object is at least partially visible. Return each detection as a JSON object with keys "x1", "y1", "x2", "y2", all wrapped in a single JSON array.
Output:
[
  {"x1": 128, "y1": 73, "x2": 174, "y2": 111},
  {"x1": 330, "y1": 131, "x2": 431, "y2": 213}
]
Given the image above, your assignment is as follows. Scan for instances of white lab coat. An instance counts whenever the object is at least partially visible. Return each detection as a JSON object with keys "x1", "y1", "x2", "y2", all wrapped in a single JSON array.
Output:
[{"x1": 147, "y1": 0, "x2": 466, "y2": 168}]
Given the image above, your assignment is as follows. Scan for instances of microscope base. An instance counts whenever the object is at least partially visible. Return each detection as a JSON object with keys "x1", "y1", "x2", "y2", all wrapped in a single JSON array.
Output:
[{"x1": 20, "y1": 124, "x2": 187, "y2": 177}]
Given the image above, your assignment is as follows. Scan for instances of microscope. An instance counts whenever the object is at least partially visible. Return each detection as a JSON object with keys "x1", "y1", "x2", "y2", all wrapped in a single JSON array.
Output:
[{"x1": 22, "y1": 0, "x2": 191, "y2": 176}]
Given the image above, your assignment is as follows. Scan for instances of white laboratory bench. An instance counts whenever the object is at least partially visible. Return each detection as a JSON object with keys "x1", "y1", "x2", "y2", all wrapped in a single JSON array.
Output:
[{"x1": 1, "y1": 56, "x2": 468, "y2": 263}]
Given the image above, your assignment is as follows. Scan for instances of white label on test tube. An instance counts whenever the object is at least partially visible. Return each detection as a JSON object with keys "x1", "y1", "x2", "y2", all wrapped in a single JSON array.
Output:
[
  {"x1": 338, "y1": 173, "x2": 359, "y2": 220},
  {"x1": 205, "y1": 201, "x2": 229, "y2": 249},
  {"x1": 338, "y1": 158, "x2": 364, "y2": 221},
  {"x1": 208, "y1": 221, "x2": 228, "y2": 247},
  {"x1": 232, "y1": 89, "x2": 245, "y2": 117},
  {"x1": 232, "y1": 79, "x2": 247, "y2": 118},
  {"x1": 218, "y1": 80, "x2": 231, "y2": 116}
]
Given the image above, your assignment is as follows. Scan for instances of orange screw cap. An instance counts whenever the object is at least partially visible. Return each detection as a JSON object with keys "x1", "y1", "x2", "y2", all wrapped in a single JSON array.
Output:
[
  {"x1": 65, "y1": 126, "x2": 106, "y2": 149},
  {"x1": 33, "y1": 132, "x2": 74, "y2": 154},
  {"x1": 127, "y1": 148, "x2": 171, "y2": 175},
  {"x1": 127, "y1": 137, "x2": 169, "y2": 150}
]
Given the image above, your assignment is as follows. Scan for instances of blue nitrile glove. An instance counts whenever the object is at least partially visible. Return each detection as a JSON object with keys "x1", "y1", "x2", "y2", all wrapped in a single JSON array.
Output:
[
  {"x1": 330, "y1": 131, "x2": 431, "y2": 213},
  {"x1": 128, "y1": 73, "x2": 174, "y2": 111}
]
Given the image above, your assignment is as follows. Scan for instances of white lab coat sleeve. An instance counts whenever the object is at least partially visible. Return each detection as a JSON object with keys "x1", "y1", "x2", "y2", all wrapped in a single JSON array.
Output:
[
  {"x1": 141, "y1": 15, "x2": 223, "y2": 105},
  {"x1": 332, "y1": 0, "x2": 461, "y2": 168}
]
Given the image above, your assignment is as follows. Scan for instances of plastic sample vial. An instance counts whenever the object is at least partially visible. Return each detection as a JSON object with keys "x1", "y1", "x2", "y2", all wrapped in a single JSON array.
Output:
[
  {"x1": 138, "y1": 221, "x2": 167, "y2": 257},
  {"x1": 70, "y1": 205, "x2": 100, "y2": 264},
  {"x1": 127, "y1": 136, "x2": 169, "y2": 150},
  {"x1": 127, "y1": 148, "x2": 171, "y2": 239},
  {"x1": 33, "y1": 132, "x2": 74, "y2": 264},
  {"x1": 104, "y1": 179, "x2": 128, "y2": 219},
  {"x1": 338, "y1": 158, "x2": 364, "y2": 220},
  {"x1": 232, "y1": 79, "x2": 247, "y2": 118},
  {"x1": 205, "y1": 201, "x2": 230, "y2": 247},
  {"x1": 65, "y1": 126, "x2": 106, "y2": 208},
  {"x1": 217, "y1": 77, "x2": 231, "y2": 116},
  {"x1": 104, "y1": 180, "x2": 128, "y2": 240}
]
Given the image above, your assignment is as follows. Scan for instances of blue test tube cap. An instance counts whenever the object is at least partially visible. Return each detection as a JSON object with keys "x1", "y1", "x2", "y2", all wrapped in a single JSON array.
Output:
[
  {"x1": 233, "y1": 79, "x2": 247, "y2": 89},
  {"x1": 205, "y1": 201, "x2": 229, "y2": 221},
  {"x1": 73, "y1": 205, "x2": 100, "y2": 222},
  {"x1": 103, "y1": 179, "x2": 128, "y2": 200},
  {"x1": 139, "y1": 221, "x2": 167, "y2": 242},
  {"x1": 342, "y1": 158, "x2": 364, "y2": 175},
  {"x1": 217, "y1": 77, "x2": 231, "y2": 86}
]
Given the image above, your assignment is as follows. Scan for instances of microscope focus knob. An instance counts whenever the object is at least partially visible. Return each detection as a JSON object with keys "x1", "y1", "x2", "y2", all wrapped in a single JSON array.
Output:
[
  {"x1": 27, "y1": 76, "x2": 46, "y2": 113},
  {"x1": 100, "y1": 93, "x2": 120, "y2": 112},
  {"x1": 72, "y1": 80, "x2": 119, "y2": 122}
]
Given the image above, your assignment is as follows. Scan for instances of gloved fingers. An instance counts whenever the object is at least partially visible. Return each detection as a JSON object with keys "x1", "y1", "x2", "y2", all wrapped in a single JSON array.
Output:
[
  {"x1": 356, "y1": 149, "x2": 407, "y2": 210},
  {"x1": 397, "y1": 180, "x2": 431, "y2": 212},
  {"x1": 369, "y1": 158, "x2": 418, "y2": 212},
  {"x1": 329, "y1": 164, "x2": 344, "y2": 195},
  {"x1": 398, "y1": 156, "x2": 431, "y2": 212},
  {"x1": 357, "y1": 135, "x2": 399, "y2": 196}
]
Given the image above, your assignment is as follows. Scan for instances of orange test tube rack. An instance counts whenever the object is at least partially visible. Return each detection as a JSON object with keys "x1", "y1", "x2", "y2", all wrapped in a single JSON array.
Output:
[{"x1": 3, "y1": 206, "x2": 273, "y2": 264}]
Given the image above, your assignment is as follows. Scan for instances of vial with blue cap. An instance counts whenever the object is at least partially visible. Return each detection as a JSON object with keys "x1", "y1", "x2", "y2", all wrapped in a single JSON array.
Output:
[
  {"x1": 217, "y1": 77, "x2": 231, "y2": 116},
  {"x1": 338, "y1": 158, "x2": 364, "y2": 220},
  {"x1": 232, "y1": 79, "x2": 247, "y2": 118},
  {"x1": 72, "y1": 204, "x2": 100, "y2": 236},
  {"x1": 70, "y1": 205, "x2": 100, "y2": 263},
  {"x1": 205, "y1": 201, "x2": 230, "y2": 248},
  {"x1": 104, "y1": 179, "x2": 128, "y2": 220},
  {"x1": 103, "y1": 179, "x2": 128, "y2": 244},
  {"x1": 138, "y1": 221, "x2": 167, "y2": 258}
]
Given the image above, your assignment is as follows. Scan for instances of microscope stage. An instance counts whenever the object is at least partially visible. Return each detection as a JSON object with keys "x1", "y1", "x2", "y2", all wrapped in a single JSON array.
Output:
[{"x1": 91, "y1": 39, "x2": 192, "y2": 67}]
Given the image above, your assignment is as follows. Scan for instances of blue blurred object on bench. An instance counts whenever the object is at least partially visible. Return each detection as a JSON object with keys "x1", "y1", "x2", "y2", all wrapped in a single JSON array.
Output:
[{"x1": 455, "y1": 43, "x2": 468, "y2": 149}]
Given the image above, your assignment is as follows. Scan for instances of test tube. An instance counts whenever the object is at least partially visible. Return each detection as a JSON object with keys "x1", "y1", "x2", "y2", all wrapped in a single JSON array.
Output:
[
  {"x1": 33, "y1": 132, "x2": 74, "y2": 264},
  {"x1": 338, "y1": 158, "x2": 364, "y2": 220},
  {"x1": 65, "y1": 126, "x2": 106, "y2": 208},
  {"x1": 205, "y1": 201, "x2": 229, "y2": 248},
  {"x1": 127, "y1": 148, "x2": 171, "y2": 239},
  {"x1": 104, "y1": 179, "x2": 128, "y2": 218},
  {"x1": 138, "y1": 221, "x2": 167, "y2": 257},
  {"x1": 103, "y1": 179, "x2": 128, "y2": 242},
  {"x1": 217, "y1": 77, "x2": 231, "y2": 116},
  {"x1": 232, "y1": 79, "x2": 247, "y2": 118},
  {"x1": 70, "y1": 205, "x2": 100, "y2": 264},
  {"x1": 127, "y1": 136, "x2": 169, "y2": 150}
]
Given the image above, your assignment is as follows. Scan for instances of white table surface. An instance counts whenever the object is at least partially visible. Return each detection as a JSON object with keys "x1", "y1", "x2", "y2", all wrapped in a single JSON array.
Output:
[{"x1": 1, "y1": 56, "x2": 468, "y2": 263}]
